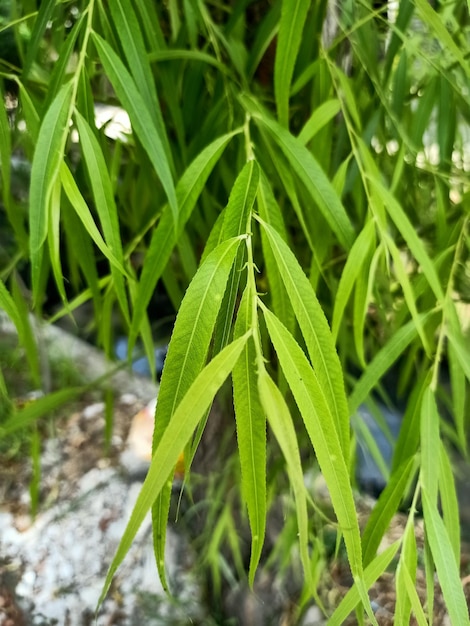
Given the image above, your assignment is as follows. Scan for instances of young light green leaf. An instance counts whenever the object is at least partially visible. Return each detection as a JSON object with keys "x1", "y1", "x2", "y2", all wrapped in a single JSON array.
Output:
[
  {"x1": 252, "y1": 111, "x2": 355, "y2": 250},
  {"x1": 98, "y1": 332, "x2": 250, "y2": 609},
  {"x1": 395, "y1": 518, "x2": 418, "y2": 626},
  {"x1": 422, "y1": 490, "x2": 470, "y2": 626},
  {"x1": 129, "y1": 130, "x2": 239, "y2": 350},
  {"x1": 259, "y1": 218, "x2": 349, "y2": 455},
  {"x1": 151, "y1": 236, "x2": 243, "y2": 588},
  {"x1": 233, "y1": 287, "x2": 266, "y2": 585},
  {"x1": 274, "y1": 0, "x2": 310, "y2": 126},
  {"x1": 258, "y1": 370, "x2": 312, "y2": 589},
  {"x1": 29, "y1": 80, "x2": 74, "y2": 303},
  {"x1": 261, "y1": 304, "x2": 363, "y2": 581},
  {"x1": 92, "y1": 32, "x2": 177, "y2": 221},
  {"x1": 298, "y1": 99, "x2": 341, "y2": 145},
  {"x1": 74, "y1": 112, "x2": 130, "y2": 323}
]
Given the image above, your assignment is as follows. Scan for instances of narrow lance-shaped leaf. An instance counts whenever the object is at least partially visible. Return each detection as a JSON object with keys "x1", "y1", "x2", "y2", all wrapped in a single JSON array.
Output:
[
  {"x1": 328, "y1": 542, "x2": 400, "y2": 626},
  {"x1": 74, "y1": 112, "x2": 130, "y2": 323},
  {"x1": 362, "y1": 457, "x2": 415, "y2": 566},
  {"x1": 349, "y1": 313, "x2": 432, "y2": 414},
  {"x1": 249, "y1": 107, "x2": 355, "y2": 250},
  {"x1": 232, "y1": 286, "x2": 266, "y2": 585},
  {"x1": 98, "y1": 333, "x2": 250, "y2": 610},
  {"x1": 92, "y1": 32, "x2": 177, "y2": 221},
  {"x1": 29, "y1": 81, "x2": 74, "y2": 303},
  {"x1": 152, "y1": 236, "x2": 244, "y2": 588},
  {"x1": 259, "y1": 218, "x2": 349, "y2": 455},
  {"x1": 129, "y1": 130, "x2": 240, "y2": 350},
  {"x1": 212, "y1": 160, "x2": 259, "y2": 353},
  {"x1": 274, "y1": 0, "x2": 310, "y2": 126},
  {"x1": 420, "y1": 385, "x2": 440, "y2": 508},
  {"x1": 439, "y1": 442, "x2": 460, "y2": 564},
  {"x1": 60, "y1": 163, "x2": 131, "y2": 278},
  {"x1": 109, "y1": 0, "x2": 173, "y2": 171},
  {"x1": 422, "y1": 491, "x2": 470, "y2": 626},
  {"x1": 332, "y1": 219, "x2": 376, "y2": 341},
  {"x1": 257, "y1": 172, "x2": 295, "y2": 334},
  {"x1": 258, "y1": 370, "x2": 312, "y2": 588},
  {"x1": 261, "y1": 304, "x2": 363, "y2": 582}
]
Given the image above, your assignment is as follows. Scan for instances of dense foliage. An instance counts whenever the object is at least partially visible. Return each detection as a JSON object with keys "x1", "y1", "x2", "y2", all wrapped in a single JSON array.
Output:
[{"x1": 1, "y1": 0, "x2": 470, "y2": 622}]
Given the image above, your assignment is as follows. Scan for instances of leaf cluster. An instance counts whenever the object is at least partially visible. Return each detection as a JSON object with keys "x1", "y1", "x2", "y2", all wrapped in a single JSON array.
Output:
[{"x1": 1, "y1": 0, "x2": 470, "y2": 623}]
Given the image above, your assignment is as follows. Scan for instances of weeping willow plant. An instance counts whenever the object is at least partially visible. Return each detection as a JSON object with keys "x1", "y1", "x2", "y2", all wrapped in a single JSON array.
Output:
[{"x1": 1, "y1": 0, "x2": 470, "y2": 623}]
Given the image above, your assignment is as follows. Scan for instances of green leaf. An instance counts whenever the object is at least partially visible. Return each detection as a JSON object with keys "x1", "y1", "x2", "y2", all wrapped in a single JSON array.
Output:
[
  {"x1": 74, "y1": 112, "x2": 130, "y2": 323},
  {"x1": 298, "y1": 99, "x2": 341, "y2": 145},
  {"x1": 92, "y1": 32, "x2": 177, "y2": 221},
  {"x1": 233, "y1": 287, "x2": 266, "y2": 584},
  {"x1": 274, "y1": 0, "x2": 310, "y2": 126},
  {"x1": 259, "y1": 218, "x2": 349, "y2": 455},
  {"x1": 362, "y1": 457, "x2": 415, "y2": 566},
  {"x1": 348, "y1": 314, "x2": 432, "y2": 414},
  {"x1": 60, "y1": 164, "x2": 131, "y2": 278},
  {"x1": 249, "y1": 106, "x2": 355, "y2": 250},
  {"x1": 368, "y1": 177, "x2": 444, "y2": 302},
  {"x1": 29, "y1": 81, "x2": 74, "y2": 303},
  {"x1": 98, "y1": 333, "x2": 250, "y2": 609},
  {"x1": 420, "y1": 385, "x2": 440, "y2": 508},
  {"x1": 109, "y1": 0, "x2": 173, "y2": 171},
  {"x1": 151, "y1": 236, "x2": 244, "y2": 588},
  {"x1": 261, "y1": 305, "x2": 363, "y2": 580},
  {"x1": 332, "y1": 220, "x2": 376, "y2": 340},
  {"x1": 129, "y1": 130, "x2": 239, "y2": 350},
  {"x1": 258, "y1": 370, "x2": 312, "y2": 588},
  {"x1": 439, "y1": 442, "x2": 460, "y2": 564},
  {"x1": 22, "y1": 0, "x2": 56, "y2": 79},
  {"x1": 422, "y1": 490, "x2": 470, "y2": 626}
]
